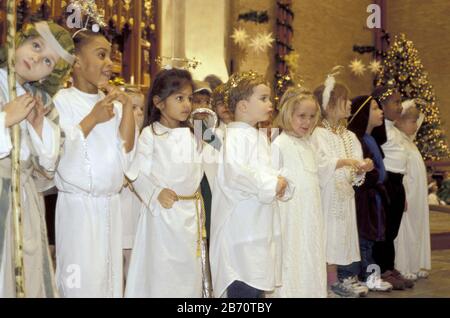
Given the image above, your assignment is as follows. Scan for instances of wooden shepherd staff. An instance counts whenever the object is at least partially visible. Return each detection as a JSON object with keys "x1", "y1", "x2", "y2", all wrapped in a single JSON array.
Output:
[{"x1": 6, "y1": 0, "x2": 26, "y2": 297}]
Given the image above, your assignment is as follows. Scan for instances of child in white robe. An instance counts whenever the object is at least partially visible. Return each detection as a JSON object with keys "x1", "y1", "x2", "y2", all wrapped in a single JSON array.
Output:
[
  {"x1": 53, "y1": 31, "x2": 136, "y2": 298},
  {"x1": 311, "y1": 78, "x2": 373, "y2": 298},
  {"x1": 0, "y1": 21, "x2": 74, "y2": 298},
  {"x1": 210, "y1": 71, "x2": 293, "y2": 298},
  {"x1": 120, "y1": 87, "x2": 145, "y2": 283},
  {"x1": 394, "y1": 100, "x2": 431, "y2": 280},
  {"x1": 269, "y1": 87, "x2": 327, "y2": 298},
  {"x1": 124, "y1": 69, "x2": 206, "y2": 298}
]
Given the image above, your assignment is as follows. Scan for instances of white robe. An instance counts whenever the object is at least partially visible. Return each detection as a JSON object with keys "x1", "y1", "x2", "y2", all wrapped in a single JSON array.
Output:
[
  {"x1": 311, "y1": 127, "x2": 362, "y2": 265},
  {"x1": 210, "y1": 122, "x2": 292, "y2": 298},
  {"x1": 394, "y1": 132, "x2": 431, "y2": 273},
  {"x1": 0, "y1": 68, "x2": 59, "y2": 298},
  {"x1": 120, "y1": 185, "x2": 143, "y2": 250},
  {"x1": 268, "y1": 132, "x2": 327, "y2": 298},
  {"x1": 124, "y1": 123, "x2": 204, "y2": 298},
  {"x1": 53, "y1": 87, "x2": 135, "y2": 298}
]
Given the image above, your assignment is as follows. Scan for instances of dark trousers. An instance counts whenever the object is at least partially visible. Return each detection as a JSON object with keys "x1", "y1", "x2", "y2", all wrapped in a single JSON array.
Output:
[
  {"x1": 227, "y1": 281, "x2": 264, "y2": 298},
  {"x1": 359, "y1": 237, "x2": 375, "y2": 281},
  {"x1": 200, "y1": 174, "x2": 212, "y2": 241},
  {"x1": 372, "y1": 171, "x2": 405, "y2": 273},
  {"x1": 337, "y1": 262, "x2": 360, "y2": 281}
]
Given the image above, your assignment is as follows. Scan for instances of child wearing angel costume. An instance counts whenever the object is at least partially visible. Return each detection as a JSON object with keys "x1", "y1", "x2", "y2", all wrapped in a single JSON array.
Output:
[
  {"x1": 54, "y1": 30, "x2": 136, "y2": 298},
  {"x1": 210, "y1": 71, "x2": 293, "y2": 298},
  {"x1": 124, "y1": 68, "x2": 210, "y2": 298},
  {"x1": 0, "y1": 21, "x2": 75, "y2": 298},
  {"x1": 268, "y1": 87, "x2": 327, "y2": 298},
  {"x1": 394, "y1": 100, "x2": 431, "y2": 281},
  {"x1": 311, "y1": 71, "x2": 373, "y2": 298}
]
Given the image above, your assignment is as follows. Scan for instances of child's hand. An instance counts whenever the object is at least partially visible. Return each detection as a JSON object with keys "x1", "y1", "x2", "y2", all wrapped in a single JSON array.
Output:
[
  {"x1": 100, "y1": 84, "x2": 132, "y2": 108},
  {"x1": 3, "y1": 93, "x2": 36, "y2": 127},
  {"x1": 90, "y1": 93, "x2": 116, "y2": 124},
  {"x1": 157, "y1": 188, "x2": 179, "y2": 209},
  {"x1": 26, "y1": 95, "x2": 51, "y2": 134},
  {"x1": 359, "y1": 158, "x2": 374, "y2": 172},
  {"x1": 276, "y1": 176, "x2": 288, "y2": 199}
]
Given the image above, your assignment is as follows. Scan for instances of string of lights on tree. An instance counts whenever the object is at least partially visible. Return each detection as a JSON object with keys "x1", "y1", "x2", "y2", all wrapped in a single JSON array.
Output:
[{"x1": 377, "y1": 33, "x2": 450, "y2": 161}]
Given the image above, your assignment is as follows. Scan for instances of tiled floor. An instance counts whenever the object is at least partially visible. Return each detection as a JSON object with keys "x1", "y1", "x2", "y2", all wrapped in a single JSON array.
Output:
[{"x1": 368, "y1": 210, "x2": 450, "y2": 298}]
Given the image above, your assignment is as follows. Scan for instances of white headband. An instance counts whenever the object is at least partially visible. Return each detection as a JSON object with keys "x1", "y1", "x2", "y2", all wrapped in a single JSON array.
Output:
[
  {"x1": 401, "y1": 99, "x2": 416, "y2": 115},
  {"x1": 35, "y1": 21, "x2": 75, "y2": 65}
]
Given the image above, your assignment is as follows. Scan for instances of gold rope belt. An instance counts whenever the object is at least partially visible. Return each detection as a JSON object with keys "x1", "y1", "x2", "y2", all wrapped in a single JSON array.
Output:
[{"x1": 177, "y1": 190, "x2": 207, "y2": 257}]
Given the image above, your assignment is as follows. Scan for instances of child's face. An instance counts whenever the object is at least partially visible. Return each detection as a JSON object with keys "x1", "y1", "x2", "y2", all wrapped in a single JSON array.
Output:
[
  {"x1": 368, "y1": 99, "x2": 384, "y2": 128},
  {"x1": 291, "y1": 99, "x2": 317, "y2": 137},
  {"x1": 245, "y1": 84, "x2": 273, "y2": 124},
  {"x1": 328, "y1": 98, "x2": 351, "y2": 121},
  {"x1": 75, "y1": 36, "x2": 113, "y2": 89},
  {"x1": 216, "y1": 101, "x2": 233, "y2": 123},
  {"x1": 396, "y1": 117, "x2": 418, "y2": 136},
  {"x1": 382, "y1": 92, "x2": 402, "y2": 121},
  {"x1": 192, "y1": 93, "x2": 211, "y2": 110},
  {"x1": 131, "y1": 94, "x2": 145, "y2": 130},
  {"x1": 157, "y1": 84, "x2": 193, "y2": 124},
  {"x1": 15, "y1": 36, "x2": 60, "y2": 84}
]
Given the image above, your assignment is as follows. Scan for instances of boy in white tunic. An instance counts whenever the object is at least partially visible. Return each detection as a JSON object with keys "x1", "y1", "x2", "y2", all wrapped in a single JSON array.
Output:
[
  {"x1": 0, "y1": 21, "x2": 74, "y2": 298},
  {"x1": 394, "y1": 100, "x2": 431, "y2": 280},
  {"x1": 53, "y1": 31, "x2": 135, "y2": 298},
  {"x1": 210, "y1": 71, "x2": 293, "y2": 298}
]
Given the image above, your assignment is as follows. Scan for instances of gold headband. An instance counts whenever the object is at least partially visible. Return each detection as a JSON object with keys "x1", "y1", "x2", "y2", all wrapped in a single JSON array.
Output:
[{"x1": 348, "y1": 96, "x2": 373, "y2": 125}]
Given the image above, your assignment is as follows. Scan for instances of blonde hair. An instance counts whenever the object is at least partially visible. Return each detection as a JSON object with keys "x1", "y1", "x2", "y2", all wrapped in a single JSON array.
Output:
[
  {"x1": 313, "y1": 82, "x2": 350, "y2": 116},
  {"x1": 275, "y1": 87, "x2": 320, "y2": 133},
  {"x1": 211, "y1": 83, "x2": 226, "y2": 111}
]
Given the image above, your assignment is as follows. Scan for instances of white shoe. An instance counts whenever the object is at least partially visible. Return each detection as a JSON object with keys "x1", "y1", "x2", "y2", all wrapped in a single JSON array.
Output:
[
  {"x1": 402, "y1": 272, "x2": 418, "y2": 281},
  {"x1": 364, "y1": 273, "x2": 393, "y2": 292},
  {"x1": 417, "y1": 270, "x2": 429, "y2": 279},
  {"x1": 342, "y1": 277, "x2": 369, "y2": 297}
]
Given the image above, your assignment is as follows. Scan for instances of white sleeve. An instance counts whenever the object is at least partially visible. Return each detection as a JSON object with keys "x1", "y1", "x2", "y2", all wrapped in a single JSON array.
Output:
[
  {"x1": 126, "y1": 127, "x2": 162, "y2": 215},
  {"x1": 0, "y1": 111, "x2": 12, "y2": 158},
  {"x1": 311, "y1": 128, "x2": 340, "y2": 189},
  {"x1": 26, "y1": 117, "x2": 60, "y2": 171},
  {"x1": 114, "y1": 101, "x2": 137, "y2": 172},
  {"x1": 271, "y1": 137, "x2": 295, "y2": 202},
  {"x1": 222, "y1": 134, "x2": 279, "y2": 204}
]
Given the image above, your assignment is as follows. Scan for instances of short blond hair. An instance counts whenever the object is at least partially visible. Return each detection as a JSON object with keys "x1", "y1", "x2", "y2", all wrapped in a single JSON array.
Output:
[
  {"x1": 400, "y1": 105, "x2": 421, "y2": 121},
  {"x1": 274, "y1": 87, "x2": 320, "y2": 133}
]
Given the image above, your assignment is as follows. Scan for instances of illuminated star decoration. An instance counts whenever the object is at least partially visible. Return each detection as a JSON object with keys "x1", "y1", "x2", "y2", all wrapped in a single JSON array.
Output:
[
  {"x1": 349, "y1": 58, "x2": 366, "y2": 76},
  {"x1": 368, "y1": 60, "x2": 382, "y2": 74},
  {"x1": 231, "y1": 28, "x2": 249, "y2": 48},
  {"x1": 249, "y1": 32, "x2": 275, "y2": 54}
]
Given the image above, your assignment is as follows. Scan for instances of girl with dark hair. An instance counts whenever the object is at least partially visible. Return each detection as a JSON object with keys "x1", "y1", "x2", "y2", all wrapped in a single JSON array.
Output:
[
  {"x1": 124, "y1": 68, "x2": 207, "y2": 297},
  {"x1": 348, "y1": 95, "x2": 393, "y2": 292}
]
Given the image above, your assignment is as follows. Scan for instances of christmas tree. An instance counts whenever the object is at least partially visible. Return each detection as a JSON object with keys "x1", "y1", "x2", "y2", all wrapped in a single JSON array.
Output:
[{"x1": 377, "y1": 33, "x2": 450, "y2": 161}]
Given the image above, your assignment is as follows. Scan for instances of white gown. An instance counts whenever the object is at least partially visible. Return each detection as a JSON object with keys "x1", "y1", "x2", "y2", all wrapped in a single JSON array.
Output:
[
  {"x1": 53, "y1": 87, "x2": 135, "y2": 298},
  {"x1": 210, "y1": 122, "x2": 293, "y2": 298},
  {"x1": 394, "y1": 132, "x2": 431, "y2": 274},
  {"x1": 124, "y1": 123, "x2": 204, "y2": 298},
  {"x1": 0, "y1": 68, "x2": 60, "y2": 298},
  {"x1": 120, "y1": 184, "x2": 143, "y2": 250},
  {"x1": 269, "y1": 132, "x2": 327, "y2": 298},
  {"x1": 311, "y1": 127, "x2": 362, "y2": 265}
]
